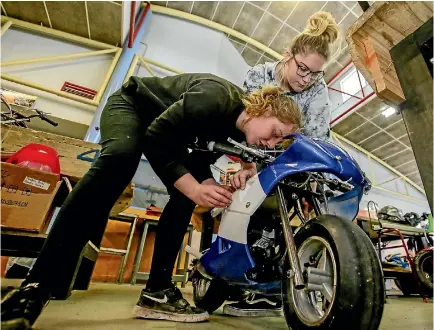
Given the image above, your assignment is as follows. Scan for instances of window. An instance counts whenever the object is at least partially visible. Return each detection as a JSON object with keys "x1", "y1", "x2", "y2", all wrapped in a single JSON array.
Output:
[{"x1": 339, "y1": 68, "x2": 368, "y2": 102}]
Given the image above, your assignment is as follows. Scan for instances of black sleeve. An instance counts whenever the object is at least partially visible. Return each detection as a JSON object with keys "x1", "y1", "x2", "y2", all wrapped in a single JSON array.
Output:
[{"x1": 143, "y1": 80, "x2": 231, "y2": 188}]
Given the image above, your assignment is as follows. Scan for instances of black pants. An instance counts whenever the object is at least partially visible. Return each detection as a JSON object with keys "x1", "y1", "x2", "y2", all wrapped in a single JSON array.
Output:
[{"x1": 25, "y1": 93, "x2": 213, "y2": 293}]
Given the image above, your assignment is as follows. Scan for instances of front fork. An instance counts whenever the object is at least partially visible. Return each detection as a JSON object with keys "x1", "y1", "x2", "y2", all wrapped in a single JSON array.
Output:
[{"x1": 277, "y1": 185, "x2": 305, "y2": 289}]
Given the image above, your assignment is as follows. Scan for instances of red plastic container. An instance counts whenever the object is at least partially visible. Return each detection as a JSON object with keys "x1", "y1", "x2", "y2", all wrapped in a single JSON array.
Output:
[{"x1": 6, "y1": 143, "x2": 61, "y2": 180}]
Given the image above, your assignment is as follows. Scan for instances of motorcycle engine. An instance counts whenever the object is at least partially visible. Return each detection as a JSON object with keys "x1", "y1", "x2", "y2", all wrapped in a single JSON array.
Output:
[{"x1": 246, "y1": 207, "x2": 284, "y2": 283}]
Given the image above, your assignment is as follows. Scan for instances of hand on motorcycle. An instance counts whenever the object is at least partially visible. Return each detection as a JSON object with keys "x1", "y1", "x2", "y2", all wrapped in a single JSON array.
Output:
[
  {"x1": 230, "y1": 168, "x2": 257, "y2": 190},
  {"x1": 191, "y1": 179, "x2": 234, "y2": 208}
]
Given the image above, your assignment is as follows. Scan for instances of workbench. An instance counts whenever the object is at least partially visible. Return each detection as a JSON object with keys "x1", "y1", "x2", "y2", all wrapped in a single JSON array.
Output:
[
  {"x1": 355, "y1": 216, "x2": 428, "y2": 239},
  {"x1": 355, "y1": 215, "x2": 431, "y2": 297},
  {"x1": 1, "y1": 125, "x2": 134, "y2": 297},
  {"x1": 1, "y1": 228, "x2": 99, "y2": 299},
  {"x1": 1, "y1": 124, "x2": 133, "y2": 217}
]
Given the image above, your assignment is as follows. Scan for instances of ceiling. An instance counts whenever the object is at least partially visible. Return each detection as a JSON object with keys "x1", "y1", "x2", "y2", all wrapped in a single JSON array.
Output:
[
  {"x1": 333, "y1": 96, "x2": 423, "y2": 189},
  {"x1": 151, "y1": 1, "x2": 364, "y2": 80},
  {"x1": 1, "y1": 0, "x2": 362, "y2": 79},
  {"x1": 151, "y1": 1, "x2": 424, "y2": 192},
  {"x1": 0, "y1": 1, "x2": 123, "y2": 46},
  {"x1": 0, "y1": 1, "x2": 425, "y2": 194}
]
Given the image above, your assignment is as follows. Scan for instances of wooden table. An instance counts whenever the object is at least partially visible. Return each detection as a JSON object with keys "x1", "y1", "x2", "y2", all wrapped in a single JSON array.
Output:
[
  {"x1": 1, "y1": 124, "x2": 133, "y2": 217},
  {"x1": 0, "y1": 227, "x2": 99, "y2": 300},
  {"x1": 120, "y1": 208, "x2": 194, "y2": 287},
  {"x1": 1, "y1": 229, "x2": 47, "y2": 258}
]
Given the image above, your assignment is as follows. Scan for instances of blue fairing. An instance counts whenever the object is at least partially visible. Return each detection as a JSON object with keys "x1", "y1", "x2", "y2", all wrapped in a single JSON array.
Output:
[
  {"x1": 327, "y1": 188, "x2": 362, "y2": 221},
  {"x1": 200, "y1": 237, "x2": 255, "y2": 282},
  {"x1": 200, "y1": 134, "x2": 368, "y2": 288},
  {"x1": 259, "y1": 134, "x2": 368, "y2": 196}
]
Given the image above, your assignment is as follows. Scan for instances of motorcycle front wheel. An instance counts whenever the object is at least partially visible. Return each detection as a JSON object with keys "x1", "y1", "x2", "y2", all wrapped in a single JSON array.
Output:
[{"x1": 282, "y1": 215, "x2": 385, "y2": 330}]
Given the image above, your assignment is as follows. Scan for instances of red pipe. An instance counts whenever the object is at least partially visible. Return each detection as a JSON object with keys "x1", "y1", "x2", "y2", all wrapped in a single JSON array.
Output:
[
  {"x1": 356, "y1": 69, "x2": 365, "y2": 98},
  {"x1": 327, "y1": 61, "x2": 353, "y2": 85},
  {"x1": 128, "y1": 1, "x2": 137, "y2": 48},
  {"x1": 133, "y1": 2, "x2": 151, "y2": 41},
  {"x1": 330, "y1": 91, "x2": 375, "y2": 125},
  {"x1": 328, "y1": 86, "x2": 362, "y2": 100}
]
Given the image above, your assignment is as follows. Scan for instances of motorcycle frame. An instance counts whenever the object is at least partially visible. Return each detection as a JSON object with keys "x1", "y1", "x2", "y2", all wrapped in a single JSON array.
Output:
[{"x1": 200, "y1": 134, "x2": 368, "y2": 288}]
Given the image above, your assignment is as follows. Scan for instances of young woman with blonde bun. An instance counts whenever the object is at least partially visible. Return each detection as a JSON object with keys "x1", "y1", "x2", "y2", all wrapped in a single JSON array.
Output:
[{"x1": 244, "y1": 11, "x2": 339, "y2": 142}]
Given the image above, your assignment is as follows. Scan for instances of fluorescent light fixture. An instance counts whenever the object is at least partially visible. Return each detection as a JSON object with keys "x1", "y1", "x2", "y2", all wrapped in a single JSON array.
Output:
[{"x1": 382, "y1": 107, "x2": 396, "y2": 118}]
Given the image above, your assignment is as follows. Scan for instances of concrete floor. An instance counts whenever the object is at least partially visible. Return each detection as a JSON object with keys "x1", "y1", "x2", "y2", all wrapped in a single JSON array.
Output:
[{"x1": 2, "y1": 279, "x2": 433, "y2": 330}]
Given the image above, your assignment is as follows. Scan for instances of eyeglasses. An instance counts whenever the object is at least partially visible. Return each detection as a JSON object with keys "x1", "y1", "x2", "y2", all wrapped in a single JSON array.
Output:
[{"x1": 293, "y1": 57, "x2": 325, "y2": 81}]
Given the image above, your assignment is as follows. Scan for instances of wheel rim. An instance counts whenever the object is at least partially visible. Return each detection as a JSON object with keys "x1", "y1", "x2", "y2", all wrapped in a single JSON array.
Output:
[
  {"x1": 420, "y1": 255, "x2": 433, "y2": 284},
  {"x1": 289, "y1": 236, "x2": 337, "y2": 325},
  {"x1": 194, "y1": 276, "x2": 211, "y2": 301}
]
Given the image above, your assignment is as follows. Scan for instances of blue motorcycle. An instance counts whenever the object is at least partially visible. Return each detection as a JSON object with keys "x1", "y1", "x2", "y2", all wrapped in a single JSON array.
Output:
[{"x1": 188, "y1": 134, "x2": 385, "y2": 330}]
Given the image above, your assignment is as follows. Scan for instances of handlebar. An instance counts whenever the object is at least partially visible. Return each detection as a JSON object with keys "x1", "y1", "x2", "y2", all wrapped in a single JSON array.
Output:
[
  {"x1": 37, "y1": 111, "x2": 58, "y2": 126},
  {"x1": 207, "y1": 142, "x2": 243, "y2": 158},
  {"x1": 207, "y1": 139, "x2": 275, "y2": 164},
  {"x1": 207, "y1": 140, "x2": 363, "y2": 195}
]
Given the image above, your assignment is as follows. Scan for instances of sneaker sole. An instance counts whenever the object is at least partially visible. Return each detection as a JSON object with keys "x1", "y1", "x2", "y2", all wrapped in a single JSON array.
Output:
[
  {"x1": 223, "y1": 305, "x2": 282, "y2": 317},
  {"x1": 1, "y1": 318, "x2": 31, "y2": 330},
  {"x1": 132, "y1": 305, "x2": 209, "y2": 323}
]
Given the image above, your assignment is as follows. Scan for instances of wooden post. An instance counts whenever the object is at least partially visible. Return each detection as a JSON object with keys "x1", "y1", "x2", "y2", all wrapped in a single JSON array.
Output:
[
  {"x1": 391, "y1": 18, "x2": 433, "y2": 212},
  {"x1": 346, "y1": 1, "x2": 433, "y2": 105},
  {"x1": 363, "y1": 37, "x2": 405, "y2": 104}
]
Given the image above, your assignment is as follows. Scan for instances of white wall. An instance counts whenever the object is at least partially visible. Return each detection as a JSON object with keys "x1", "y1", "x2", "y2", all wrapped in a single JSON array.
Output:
[
  {"x1": 135, "y1": 13, "x2": 250, "y2": 86},
  {"x1": 128, "y1": 12, "x2": 251, "y2": 209},
  {"x1": 1, "y1": 28, "x2": 113, "y2": 125},
  {"x1": 331, "y1": 136, "x2": 430, "y2": 214}
]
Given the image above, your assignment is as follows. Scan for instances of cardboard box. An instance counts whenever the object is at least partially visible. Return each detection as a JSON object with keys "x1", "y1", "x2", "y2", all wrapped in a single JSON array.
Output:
[{"x1": 1, "y1": 162, "x2": 62, "y2": 233}]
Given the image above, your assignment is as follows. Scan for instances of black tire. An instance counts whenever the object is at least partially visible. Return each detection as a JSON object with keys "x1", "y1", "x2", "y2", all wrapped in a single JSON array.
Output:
[
  {"x1": 192, "y1": 273, "x2": 229, "y2": 313},
  {"x1": 415, "y1": 249, "x2": 433, "y2": 291},
  {"x1": 394, "y1": 277, "x2": 418, "y2": 296},
  {"x1": 282, "y1": 215, "x2": 385, "y2": 330}
]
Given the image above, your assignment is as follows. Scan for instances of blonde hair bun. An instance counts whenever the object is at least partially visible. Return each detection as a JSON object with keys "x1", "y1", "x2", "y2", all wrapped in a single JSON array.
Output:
[{"x1": 304, "y1": 11, "x2": 338, "y2": 44}]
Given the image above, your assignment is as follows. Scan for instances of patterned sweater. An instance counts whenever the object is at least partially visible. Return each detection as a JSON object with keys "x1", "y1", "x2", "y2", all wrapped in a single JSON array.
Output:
[{"x1": 243, "y1": 62, "x2": 331, "y2": 141}]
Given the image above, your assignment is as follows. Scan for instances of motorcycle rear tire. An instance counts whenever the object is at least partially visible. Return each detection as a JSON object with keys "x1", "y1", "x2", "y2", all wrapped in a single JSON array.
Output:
[
  {"x1": 192, "y1": 274, "x2": 229, "y2": 313},
  {"x1": 414, "y1": 249, "x2": 433, "y2": 292},
  {"x1": 282, "y1": 215, "x2": 385, "y2": 330},
  {"x1": 394, "y1": 277, "x2": 418, "y2": 296}
]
